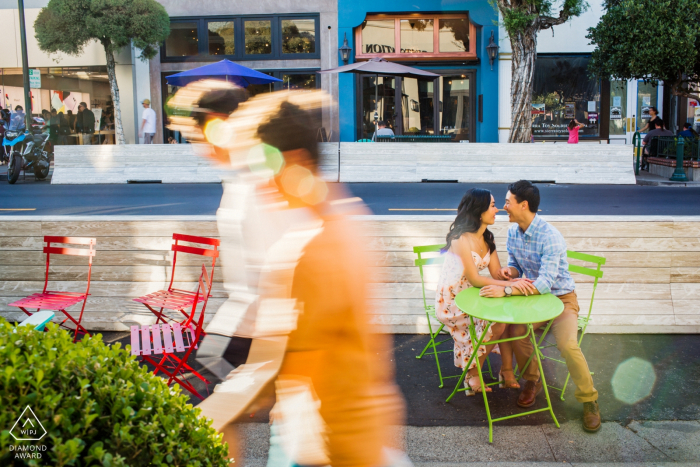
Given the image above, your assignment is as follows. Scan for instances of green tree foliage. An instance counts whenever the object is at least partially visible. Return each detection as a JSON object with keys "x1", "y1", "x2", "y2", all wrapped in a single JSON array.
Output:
[
  {"x1": 493, "y1": 0, "x2": 588, "y2": 142},
  {"x1": 34, "y1": 0, "x2": 170, "y2": 144},
  {"x1": 0, "y1": 320, "x2": 231, "y2": 466},
  {"x1": 587, "y1": 0, "x2": 700, "y2": 102}
]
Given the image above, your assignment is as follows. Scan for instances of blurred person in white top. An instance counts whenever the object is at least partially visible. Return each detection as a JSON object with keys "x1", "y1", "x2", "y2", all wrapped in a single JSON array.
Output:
[{"x1": 139, "y1": 99, "x2": 157, "y2": 143}]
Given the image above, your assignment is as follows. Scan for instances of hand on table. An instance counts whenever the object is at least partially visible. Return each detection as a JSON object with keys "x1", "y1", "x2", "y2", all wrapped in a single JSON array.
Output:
[
  {"x1": 479, "y1": 285, "x2": 505, "y2": 298},
  {"x1": 510, "y1": 280, "x2": 538, "y2": 296}
]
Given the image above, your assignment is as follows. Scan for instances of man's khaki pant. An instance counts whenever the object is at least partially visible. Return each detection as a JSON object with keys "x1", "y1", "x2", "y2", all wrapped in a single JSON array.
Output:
[{"x1": 511, "y1": 291, "x2": 598, "y2": 403}]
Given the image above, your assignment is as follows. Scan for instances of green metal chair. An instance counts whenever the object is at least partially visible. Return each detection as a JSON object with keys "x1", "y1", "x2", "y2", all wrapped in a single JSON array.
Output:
[
  {"x1": 532, "y1": 250, "x2": 605, "y2": 400},
  {"x1": 413, "y1": 244, "x2": 494, "y2": 388}
]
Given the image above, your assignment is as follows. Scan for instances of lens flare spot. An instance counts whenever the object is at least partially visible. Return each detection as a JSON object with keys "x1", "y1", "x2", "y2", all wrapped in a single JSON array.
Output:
[
  {"x1": 248, "y1": 143, "x2": 285, "y2": 176},
  {"x1": 281, "y1": 165, "x2": 315, "y2": 198},
  {"x1": 301, "y1": 178, "x2": 329, "y2": 205},
  {"x1": 611, "y1": 357, "x2": 656, "y2": 405},
  {"x1": 204, "y1": 118, "x2": 235, "y2": 147}
]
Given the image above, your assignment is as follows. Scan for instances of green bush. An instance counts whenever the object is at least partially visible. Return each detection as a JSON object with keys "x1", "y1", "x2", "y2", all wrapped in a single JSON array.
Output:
[{"x1": 0, "y1": 320, "x2": 231, "y2": 466}]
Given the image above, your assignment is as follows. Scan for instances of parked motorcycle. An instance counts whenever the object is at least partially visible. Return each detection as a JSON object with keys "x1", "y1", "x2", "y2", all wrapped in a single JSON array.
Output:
[{"x1": 2, "y1": 114, "x2": 51, "y2": 184}]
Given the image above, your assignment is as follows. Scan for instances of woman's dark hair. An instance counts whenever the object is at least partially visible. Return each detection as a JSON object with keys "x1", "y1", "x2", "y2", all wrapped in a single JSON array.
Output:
[
  {"x1": 442, "y1": 188, "x2": 496, "y2": 254},
  {"x1": 194, "y1": 87, "x2": 248, "y2": 128},
  {"x1": 508, "y1": 180, "x2": 540, "y2": 213},
  {"x1": 256, "y1": 101, "x2": 320, "y2": 167},
  {"x1": 649, "y1": 106, "x2": 658, "y2": 115},
  {"x1": 568, "y1": 119, "x2": 577, "y2": 130}
]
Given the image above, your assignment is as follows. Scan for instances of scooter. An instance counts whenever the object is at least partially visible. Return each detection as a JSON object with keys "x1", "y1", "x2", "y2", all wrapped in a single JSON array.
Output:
[{"x1": 2, "y1": 116, "x2": 51, "y2": 184}]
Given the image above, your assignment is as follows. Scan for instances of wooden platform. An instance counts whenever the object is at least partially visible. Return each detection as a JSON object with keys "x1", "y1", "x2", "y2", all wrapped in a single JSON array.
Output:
[
  {"x1": 338, "y1": 142, "x2": 635, "y2": 184},
  {"x1": 0, "y1": 215, "x2": 696, "y2": 334},
  {"x1": 51, "y1": 144, "x2": 340, "y2": 184}
]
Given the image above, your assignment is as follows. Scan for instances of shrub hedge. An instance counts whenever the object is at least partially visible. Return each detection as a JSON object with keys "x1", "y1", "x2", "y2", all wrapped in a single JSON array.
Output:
[{"x1": 0, "y1": 319, "x2": 231, "y2": 466}]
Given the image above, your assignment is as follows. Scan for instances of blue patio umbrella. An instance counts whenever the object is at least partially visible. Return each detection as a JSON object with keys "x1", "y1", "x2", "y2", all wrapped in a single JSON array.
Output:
[{"x1": 165, "y1": 59, "x2": 282, "y2": 88}]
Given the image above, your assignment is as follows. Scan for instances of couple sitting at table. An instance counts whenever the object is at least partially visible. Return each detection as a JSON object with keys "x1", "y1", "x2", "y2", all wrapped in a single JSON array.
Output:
[{"x1": 435, "y1": 180, "x2": 601, "y2": 433}]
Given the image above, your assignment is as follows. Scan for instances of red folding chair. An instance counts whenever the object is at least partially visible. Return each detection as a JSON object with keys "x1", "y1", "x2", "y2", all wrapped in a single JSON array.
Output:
[
  {"x1": 130, "y1": 264, "x2": 213, "y2": 399},
  {"x1": 9, "y1": 236, "x2": 96, "y2": 343},
  {"x1": 133, "y1": 233, "x2": 219, "y2": 330}
]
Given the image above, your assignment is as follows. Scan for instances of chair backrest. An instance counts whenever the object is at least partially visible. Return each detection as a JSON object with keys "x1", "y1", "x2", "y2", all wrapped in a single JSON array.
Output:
[
  {"x1": 169, "y1": 233, "x2": 220, "y2": 292},
  {"x1": 413, "y1": 244, "x2": 446, "y2": 310},
  {"x1": 43, "y1": 236, "x2": 96, "y2": 294},
  {"x1": 567, "y1": 250, "x2": 605, "y2": 327},
  {"x1": 191, "y1": 264, "x2": 214, "y2": 337}
]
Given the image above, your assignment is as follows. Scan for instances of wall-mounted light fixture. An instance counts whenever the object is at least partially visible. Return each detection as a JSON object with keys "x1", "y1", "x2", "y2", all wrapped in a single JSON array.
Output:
[
  {"x1": 486, "y1": 31, "x2": 499, "y2": 71},
  {"x1": 339, "y1": 33, "x2": 352, "y2": 65}
]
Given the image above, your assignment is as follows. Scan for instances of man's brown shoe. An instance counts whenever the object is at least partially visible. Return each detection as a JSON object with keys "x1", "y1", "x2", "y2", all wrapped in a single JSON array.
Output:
[
  {"x1": 583, "y1": 401, "x2": 601, "y2": 432},
  {"x1": 516, "y1": 379, "x2": 543, "y2": 408}
]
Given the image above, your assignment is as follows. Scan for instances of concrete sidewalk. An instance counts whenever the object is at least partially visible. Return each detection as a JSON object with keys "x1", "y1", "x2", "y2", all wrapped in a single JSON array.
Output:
[{"x1": 237, "y1": 421, "x2": 700, "y2": 466}]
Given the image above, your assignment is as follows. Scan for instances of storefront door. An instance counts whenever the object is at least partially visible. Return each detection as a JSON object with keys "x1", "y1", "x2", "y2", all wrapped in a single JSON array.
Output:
[
  {"x1": 438, "y1": 73, "x2": 474, "y2": 141},
  {"x1": 359, "y1": 75, "x2": 397, "y2": 140},
  {"x1": 636, "y1": 80, "x2": 659, "y2": 132}
]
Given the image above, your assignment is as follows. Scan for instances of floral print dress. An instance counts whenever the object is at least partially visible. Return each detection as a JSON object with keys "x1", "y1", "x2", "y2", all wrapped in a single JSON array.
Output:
[{"x1": 435, "y1": 249, "x2": 500, "y2": 370}]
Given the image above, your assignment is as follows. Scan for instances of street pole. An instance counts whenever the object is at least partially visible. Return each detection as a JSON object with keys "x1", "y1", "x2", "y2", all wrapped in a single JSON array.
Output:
[
  {"x1": 670, "y1": 137, "x2": 689, "y2": 182},
  {"x1": 17, "y1": 0, "x2": 33, "y2": 130}
]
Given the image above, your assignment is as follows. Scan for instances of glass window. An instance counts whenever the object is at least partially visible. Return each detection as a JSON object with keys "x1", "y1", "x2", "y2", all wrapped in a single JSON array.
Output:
[
  {"x1": 402, "y1": 78, "x2": 435, "y2": 135},
  {"x1": 637, "y1": 81, "x2": 658, "y2": 131},
  {"x1": 439, "y1": 19, "x2": 469, "y2": 52},
  {"x1": 400, "y1": 19, "x2": 433, "y2": 53},
  {"x1": 361, "y1": 20, "x2": 395, "y2": 54},
  {"x1": 208, "y1": 21, "x2": 235, "y2": 56},
  {"x1": 245, "y1": 20, "x2": 272, "y2": 55},
  {"x1": 439, "y1": 75, "x2": 470, "y2": 140},
  {"x1": 282, "y1": 74, "x2": 316, "y2": 91},
  {"x1": 361, "y1": 76, "x2": 396, "y2": 140},
  {"x1": 165, "y1": 22, "x2": 199, "y2": 57},
  {"x1": 609, "y1": 81, "x2": 627, "y2": 136},
  {"x1": 532, "y1": 55, "x2": 601, "y2": 139},
  {"x1": 282, "y1": 19, "x2": 316, "y2": 54}
]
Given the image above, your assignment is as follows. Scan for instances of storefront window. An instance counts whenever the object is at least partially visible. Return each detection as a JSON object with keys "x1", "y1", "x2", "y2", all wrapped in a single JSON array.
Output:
[
  {"x1": 609, "y1": 80, "x2": 627, "y2": 136},
  {"x1": 400, "y1": 19, "x2": 433, "y2": 53},
  {"x1": 282, "y1": 19, "x2": 316, "y2": 54},
  {"x1": 532, "y1": 55, "x2": 601, "y2": 139},
  {"x1": 637, "y1": 80, "x2": 658, "y2": 131},
  {"x1": 208, "y1": 21, "x2": 234, "y2": 56},
  {"x1": 282, "y1": 74, "x2": 316, "y2": 90},
  {"x1": 440, "y1": 75, "x2": 471, "y2": 140},
  {"x1": 402, "y1": 78, "x2": 435, "y2": 134},
  {"x1": 165, "y1": 22, "x2": 199, "y2": 57},
  {"x1": 361, "y1": 20, "x2": 395, "y2": 54},
  {"x1": 244, "y1": 20, "x2": 272, "y2": 55},
  {"x1": 361, "y1": 76, "x2": 396, "y2": 140},
  {"x1": 1, "y1": 67, "x2": 115, "y2": 144},
  {"x1": 439, "y1": 19, "x2": 469, "y2": 52}
]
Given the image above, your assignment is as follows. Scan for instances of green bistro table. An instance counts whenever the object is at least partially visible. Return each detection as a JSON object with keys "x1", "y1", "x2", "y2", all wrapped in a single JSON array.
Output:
[{"x1": 448, "y1": 287, "x2": 564, "y2": 442}]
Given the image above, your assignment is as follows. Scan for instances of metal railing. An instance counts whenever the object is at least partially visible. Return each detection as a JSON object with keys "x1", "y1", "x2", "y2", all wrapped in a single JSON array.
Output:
[{"x1": 656, "y1": 136, "x2": 700, "y2": 161}]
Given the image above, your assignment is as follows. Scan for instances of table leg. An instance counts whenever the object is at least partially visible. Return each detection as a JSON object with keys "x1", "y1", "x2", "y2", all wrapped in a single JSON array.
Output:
[
  {"x1": 528, "y1": 323, "x2": 560, "y2": 429},
  {"x1": 445, "y1": 317, "x2": 491, "y2": 403},
  {"x1": 467, "y1": 316, "x2": 495, "y2": 442}
]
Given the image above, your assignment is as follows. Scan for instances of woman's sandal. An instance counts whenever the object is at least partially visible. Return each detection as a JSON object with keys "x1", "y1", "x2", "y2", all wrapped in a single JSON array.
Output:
[
  {"x1": 465, "y1": 375, "x2": 492, "y2": 396},
  {"x1": 499, "y1": 369, "x2": 521, "y2": 389}
]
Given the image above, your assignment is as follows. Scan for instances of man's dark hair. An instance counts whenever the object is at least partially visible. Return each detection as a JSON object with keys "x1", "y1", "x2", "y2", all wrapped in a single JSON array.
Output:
[
  {"x1": 683, "y1": 122, "x2": 692, "y2": 130},
  {"x1": 79, "y1": 102, "x2": 87, "y2": 108},
  {"x1": 378, "y1": 120, "x2": 387, "y2": 127},
  {"x1": 508, "y1": 180, "x2": 540, "y2": 213},
  {"x1": 256, "y1": 101, "x2": 320, "y2": 167},
  {"x1": 194, "y1": 87, "x2": 248, "y2": 129},
  {"x1": 654, "y1": 118, "x2": 664, "y2": 129}
]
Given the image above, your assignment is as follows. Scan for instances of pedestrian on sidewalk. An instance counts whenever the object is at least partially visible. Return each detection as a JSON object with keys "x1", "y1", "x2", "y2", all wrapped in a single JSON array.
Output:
[
  {"x1": 139, "y1": 99, "x2": 156, "y2": 144},
  {"x1": 480, "y1": 180, "x2": 602, "y2": 433},
  {"x1": 567, "y1": 119, "x2": 585, "y2": 144}
]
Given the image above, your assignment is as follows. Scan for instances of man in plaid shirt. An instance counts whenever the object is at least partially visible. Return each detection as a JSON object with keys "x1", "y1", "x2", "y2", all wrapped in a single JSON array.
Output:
[{"x1": 479, "y1": 180, "x2": 601, "y2": 433}]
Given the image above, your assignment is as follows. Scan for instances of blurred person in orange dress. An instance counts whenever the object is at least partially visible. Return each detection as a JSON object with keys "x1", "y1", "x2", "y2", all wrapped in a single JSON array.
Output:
[{"x1": 167, "y1": 82, "x2": 408, "y2": 467}]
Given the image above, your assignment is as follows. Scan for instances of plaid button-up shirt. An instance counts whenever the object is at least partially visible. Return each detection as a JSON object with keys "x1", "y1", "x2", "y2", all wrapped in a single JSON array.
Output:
[{"x1": 506, "y1": 215, "x2": 575, "y2": 296}]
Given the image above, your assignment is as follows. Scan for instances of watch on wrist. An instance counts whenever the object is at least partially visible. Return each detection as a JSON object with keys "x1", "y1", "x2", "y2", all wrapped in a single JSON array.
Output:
[{"x1": 504, "y1": 286, "x2": 513, "y2": 297}]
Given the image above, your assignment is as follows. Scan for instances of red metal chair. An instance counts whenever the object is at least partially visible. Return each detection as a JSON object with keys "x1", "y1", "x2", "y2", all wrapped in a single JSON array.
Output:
[
  {"x1": 9, "y1": 236, "x2": 96, "y2": 343},
  {"x1": 133, "y1": 233, "x2": 219, "y2": 330},
  {"x1": 130, "y1": 264, "x2": 213, "y2": 399}
]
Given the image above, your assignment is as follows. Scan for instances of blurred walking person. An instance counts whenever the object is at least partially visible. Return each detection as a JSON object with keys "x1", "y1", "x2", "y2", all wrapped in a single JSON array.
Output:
[{"x1": 139, "y1": 99, "x2": 156, "y2": 144}]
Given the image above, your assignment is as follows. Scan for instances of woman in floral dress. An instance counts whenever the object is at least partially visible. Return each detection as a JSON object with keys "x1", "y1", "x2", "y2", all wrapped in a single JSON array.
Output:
[{"x1": 435, "y1": 189, "x2": 536, "y2": 394}]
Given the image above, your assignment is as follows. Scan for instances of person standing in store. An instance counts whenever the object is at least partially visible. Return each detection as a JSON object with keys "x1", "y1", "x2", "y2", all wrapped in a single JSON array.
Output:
[
  {"x1": 77, "y1": 102, "x2": 95, "y2": 145},
  {"x1": 139, "y1": 99, "x2": 157, "y2": 144},
  {"x1": 639, "y1": 106, "x2": 661, "y2": 133}
]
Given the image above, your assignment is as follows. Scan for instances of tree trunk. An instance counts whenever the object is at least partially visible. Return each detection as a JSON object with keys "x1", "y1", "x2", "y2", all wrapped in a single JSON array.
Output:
[
  {"x1": 508, "y1": 28, "x2": 538, "y2": 143},
  {"x1": 104, "y1": 47, "x2": 126, "y2": 145}
]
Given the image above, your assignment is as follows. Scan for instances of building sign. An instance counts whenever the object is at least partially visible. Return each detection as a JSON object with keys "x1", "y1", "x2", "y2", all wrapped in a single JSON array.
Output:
[
  {"x1": 613, "y1": 96, "x2": 622, "y2": 107},
  {"x1": 588, "y1": 112, "x2": 598, "y2": 124},
  {"x1": 564, "y1": 103, "x2": 575, "y2": 119},
  {"x1": 610, "y1": 106, "x2": 622, "y2": 120},
  {"x1": 364, "y1": 44, "x2": 428, "y2": 54},
  {"x1": 641, "y1": 106, "x2": 651, "y2": 118},
  {"x1": 29, "y1": 69, "x2": 41, "y2": 89}
]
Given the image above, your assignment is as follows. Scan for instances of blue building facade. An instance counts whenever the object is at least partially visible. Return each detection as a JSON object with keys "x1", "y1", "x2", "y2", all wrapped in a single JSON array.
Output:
[{"x1": 337, "y1": 0, "x2": 499, "y2": 142}]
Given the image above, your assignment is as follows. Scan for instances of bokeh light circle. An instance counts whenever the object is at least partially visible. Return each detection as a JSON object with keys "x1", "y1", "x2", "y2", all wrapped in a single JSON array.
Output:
[{"x1": 611, "y1": 357, "x2": 656, "y2": 405}]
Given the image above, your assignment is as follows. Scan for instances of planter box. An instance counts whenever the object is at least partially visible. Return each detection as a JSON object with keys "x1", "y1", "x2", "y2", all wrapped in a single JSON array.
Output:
[{"x1": 648, "y1": 157, "x2": 700, "y2": 181}]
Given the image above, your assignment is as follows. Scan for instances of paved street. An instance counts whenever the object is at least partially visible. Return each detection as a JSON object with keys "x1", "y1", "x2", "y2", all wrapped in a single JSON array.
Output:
[{"x1": 2, "y1": 182, "x2": 700, "y2": 216}]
